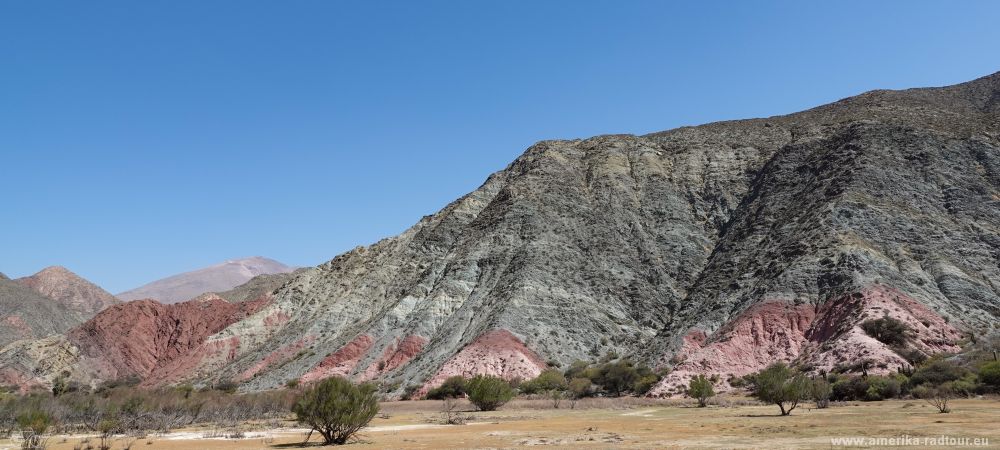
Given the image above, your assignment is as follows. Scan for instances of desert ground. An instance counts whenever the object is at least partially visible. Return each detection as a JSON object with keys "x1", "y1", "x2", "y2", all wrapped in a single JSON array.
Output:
[{"x1": 4, "y1": 397, "x2": 996, "y2": 450}]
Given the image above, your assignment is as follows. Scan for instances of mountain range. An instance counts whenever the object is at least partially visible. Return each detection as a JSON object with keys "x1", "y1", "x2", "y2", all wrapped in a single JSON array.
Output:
[
  {"x1": 116, "y1": 256, "x2": 297, "y2": 304},
  {"x1": 1, "y1": 72, "x2": 997, "y2": 395}
]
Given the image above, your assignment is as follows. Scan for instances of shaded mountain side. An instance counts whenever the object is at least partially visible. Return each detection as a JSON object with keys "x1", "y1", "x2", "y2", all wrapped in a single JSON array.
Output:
[
  {"x1": 15, "y1": 266, "x2": 120, "y2": 317},
  {"x1": 0, "y1": 276, "x2": 83, "y2": 347},
  {"x1": 117, "y1": 257, "x2": 296, "y2": 304},
  {"x1": 3, "y1": 72, "x2": 998, "y2": 394}
]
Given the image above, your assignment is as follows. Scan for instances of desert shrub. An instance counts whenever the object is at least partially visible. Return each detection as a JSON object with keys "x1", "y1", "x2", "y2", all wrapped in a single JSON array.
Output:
[
  {"x1": 563, "y1": 360, "x2": 591, "y2": 379},
  {"x1": 519, "y1": 369, "x2": 567, "y2": 395},
  {"x1": 910, "y1": 357, "x2": 968, "y2": 386},
  {"x1": 686, "y1": 375, "x2": 715, "y2": 407},
  {"x1": 212, "y1": 380, "x2": 239, "y2": 394},
  {"x1": 425, "y1": 376, "x2": 468, "y2": 400},
  {"x1": 860, "y1": 316, "x2": 911, "y2": 347},
  {"x1": 864, "y1": 376, "x2": 901, "y2": 401},
  {"x1": 583, "y1": 360, "x2": 661, "y2": 397},
  {"x1": 811, "y1": 378, "x2": 832, "y2": 408},
  {"x1": 977, "y1": 361, "x2": 1000, "y2": 390},
  {"x1": 830, "y1": 375, "x2": 905, "y2": 401},
  {"x1": 16, "y1": 409, "x2": 52, "y2": 450},
  {"x1": 592, "y1": 361, "x2": 639, "y2": 396},
  {"x1": 400, "y1": 384, "x2": 421, "y2": 401},
  {"x1": 521, "y1": 369, "x2": 569, "y2": 408},
  {"x1": 292, "y1": 377, "x2": 379, "y2": 445},
  {"x1": 831, "y1": 377, "x2": 867, "y2": 401},
  {"x1": 466, "y1": 375, "x2": 514, "y2": 411},
  {"x1": 750, "y1": 362, "x2": 811, "y2": 416},
  {"x1": 911, "y1": 383, "x2": 953, "y2": 413},
  {"x1": 566, "y1": 378, "x2": 592, "y2": 408}
]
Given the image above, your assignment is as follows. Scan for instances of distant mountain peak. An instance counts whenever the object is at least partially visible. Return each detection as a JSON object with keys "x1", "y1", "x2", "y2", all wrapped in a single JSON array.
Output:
[{"x1": 116, "y1": 257, "x2": 296, "y2": 304}]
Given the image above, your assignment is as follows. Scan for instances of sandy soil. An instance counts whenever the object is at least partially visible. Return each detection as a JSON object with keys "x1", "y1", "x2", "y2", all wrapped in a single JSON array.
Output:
[{"x1": 5, "y1": 398, "x2": 996, "y2": 449}]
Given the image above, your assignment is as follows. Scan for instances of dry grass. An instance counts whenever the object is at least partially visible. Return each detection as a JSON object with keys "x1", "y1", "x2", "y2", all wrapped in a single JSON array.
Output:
[{"x1": 9, "y1": 398, "x2": 997, "y2": 449}]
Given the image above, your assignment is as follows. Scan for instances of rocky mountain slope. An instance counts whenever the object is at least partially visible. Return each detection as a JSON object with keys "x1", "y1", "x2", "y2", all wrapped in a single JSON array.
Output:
[
  {"x1": 15, "y1": 266, "x2": 119, "y2": 318},
  {"x1": 0, "y1": 266, "x2": 121, "y2": 349},
  {"x1": 117, "y1": 257, "x2": 296, "y2": 304},
  {"x1": 3, "y1": 72, "x2": 998, "y2": 394},
  {"x1": 0, "y1": 275, "x2": 83, "y2": 348}
]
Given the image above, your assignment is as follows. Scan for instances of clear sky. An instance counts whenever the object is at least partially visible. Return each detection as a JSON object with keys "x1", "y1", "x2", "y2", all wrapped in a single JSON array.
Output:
[{"x1": 2, "y1": 1, "x2": 998, "y2": 293}]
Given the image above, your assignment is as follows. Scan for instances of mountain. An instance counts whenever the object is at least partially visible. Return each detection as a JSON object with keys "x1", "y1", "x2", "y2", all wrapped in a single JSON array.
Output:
[
  {"x1": 1, "y1": 266, "x2": 120, "y2": 349},
  {"x1": 0, "y1": 275, "x2": 84, "y2": 348},
  {"x1": 116, "y1": 257, "x2": 297, "y2": 304},
  {"x1": 2, "y1": 72, "x2": 998, "y2": 393},
  {"x1": 15, "y1": 266, "x2": 119, "y2": 318}
]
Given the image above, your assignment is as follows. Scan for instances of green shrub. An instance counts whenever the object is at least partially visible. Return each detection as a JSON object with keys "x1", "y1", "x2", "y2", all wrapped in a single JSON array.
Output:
[
  {"x1": 466, "y1": 375, "x2": 514, "y2": 411},
  {"x1": 686, "y1": 375, "x2": 715, "y2": 407},
  {"x1": 568, "y1": 378, "x2": 592, "y2": 399},
  {"x1": 864, "y1": 376, "x2": 901, "y2": 401},
  {"x1": 910, "y1": 358, "x2": 968, "y2": 386},
  {"x1": 520, "y1": 369, "x2": 567, "y2": 395},
  {"x1": 978, "y1": 361, "x2": 1000, "y2": 389},
  {"x1": 292, "y1": 377, "x2": 379, "y2": 445},
  {"x1": 212, "y1": 380, "x2": 239, "y2": 394},
  {"x1": 811, "y1": 378, "x2": 832, "y2": 408},
  {"x1": 426, "y1": 376, "x2": 468, "y2": 400},
  {"x1": 860, "y1": 316, "x2": 911, "y2": 347},
  {"x1": 15, "y1": 410, "x2": 51, "y2": 435},
  {"x1": 750, "y1": 363, "x2": 811, "y2": 416}
]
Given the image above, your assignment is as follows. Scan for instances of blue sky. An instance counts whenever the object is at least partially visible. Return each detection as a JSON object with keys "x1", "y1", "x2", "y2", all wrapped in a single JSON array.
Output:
[{"x1": 2, "y1": 1, "x2": 998, "y2": 293}]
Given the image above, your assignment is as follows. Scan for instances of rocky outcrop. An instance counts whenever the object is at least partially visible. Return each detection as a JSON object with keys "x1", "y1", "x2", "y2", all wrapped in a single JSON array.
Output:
[{"x1": 117, "y1": 257, "x2": 296, "y2": 304}]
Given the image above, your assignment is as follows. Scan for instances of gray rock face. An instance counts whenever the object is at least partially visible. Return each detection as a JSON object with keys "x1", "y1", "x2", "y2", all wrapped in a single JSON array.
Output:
[
  {"x1": 185, "y1": 72, "x2": 997, "y2": 393},
  {"x1": 117, "y1": 257, "x2": 297, "y2": 304},
  {"x1": 0, "y1": 276, "x2": 84, "y2": 347}
]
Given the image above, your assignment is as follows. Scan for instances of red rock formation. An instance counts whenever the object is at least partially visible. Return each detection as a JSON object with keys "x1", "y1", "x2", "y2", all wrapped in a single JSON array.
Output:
[
  {"x1": 67, "y1": 295, "x2": 268, "y2": 381},
  {"x1": 300, "y1": 334, "x2": 375, "y2": 383},
  {"x1": 420, "y1": 329, "x2": 546, "y2": 394},
  {"x1": 361, "y1": 335, "x2": 427, "y2": 381}
]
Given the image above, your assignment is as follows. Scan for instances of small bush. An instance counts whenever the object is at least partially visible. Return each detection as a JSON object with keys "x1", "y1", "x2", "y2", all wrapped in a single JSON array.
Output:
[
  {"x1": 686, "y1": 375, "x2": 715, "y2": 407},
  {"x1": 860, "y1": 316, "x2": 910, "y2": 347},
  {"x1": 425, "y1": 376, "x2": 468, "y2": 400},
  {"x1": 910, "y1": 357, "x2": 968, "y2": 386},
  {"x1": 911, "y1": 383, "x2": 953, "y2": 413},
  {"x1": 811, "y1": 378, "x2": 832, "y2": 408},
  {"x1": 291, "y1": 377, "x2": 379, "y2": 445},
  {"x1": 978, "y1": 361, "x2": 1000, "y2": 390},
  {"x1": 466, "y1": 375, "x2": 514, "y2": 411},
  {"x1": 519, "y1": 369, "x2": 566, "y2": 395}
]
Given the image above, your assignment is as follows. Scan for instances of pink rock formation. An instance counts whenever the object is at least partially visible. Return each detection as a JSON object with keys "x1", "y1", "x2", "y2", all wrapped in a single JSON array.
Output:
[
  {"x1": 300, "y1": 334, "x2": 375, "y2": 383},
  {"x1": 361, "y1": 335, "x2": 427, "y2": 381},
  {"x1": 239, "y1": 335, "x2": 316, "y2": 382},
  {"x1": 420, "y1": 329, "x2": 546, "y2": 394},
  {"x1": 650, "y1": 285, "x2": 964, "y2": 396}
]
